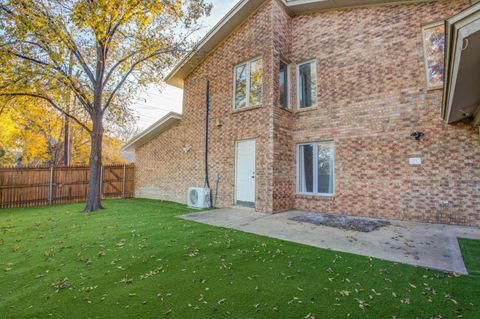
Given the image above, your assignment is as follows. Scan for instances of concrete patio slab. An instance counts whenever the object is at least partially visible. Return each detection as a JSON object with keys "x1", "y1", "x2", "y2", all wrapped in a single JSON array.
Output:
[{"x1": 179, "y1": 209, "x2": 480, "y2": 274}]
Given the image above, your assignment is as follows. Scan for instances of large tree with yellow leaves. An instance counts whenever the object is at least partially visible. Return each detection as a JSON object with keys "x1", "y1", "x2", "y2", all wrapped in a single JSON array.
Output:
[
  {"x1": 0, "y1": 98, "x2": 128, "y2": 166},
  {"x1": 0, "y1": 0, "x2": 211, "y2": 211}
]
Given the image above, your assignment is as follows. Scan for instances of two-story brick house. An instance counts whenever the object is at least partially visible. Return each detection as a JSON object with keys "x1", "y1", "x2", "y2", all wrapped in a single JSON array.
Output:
[{"x1": 125, "y1": 0, "x2": 480, "y2": 227}]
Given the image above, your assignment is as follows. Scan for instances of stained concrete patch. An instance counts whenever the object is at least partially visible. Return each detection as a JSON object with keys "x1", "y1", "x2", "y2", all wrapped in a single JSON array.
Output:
[
  {"x1": 179, "y1": 209, "x2": 480, "y2": 274},
  {"x1": 290, "y1": 213, "x2": 390, "y2": 232}
]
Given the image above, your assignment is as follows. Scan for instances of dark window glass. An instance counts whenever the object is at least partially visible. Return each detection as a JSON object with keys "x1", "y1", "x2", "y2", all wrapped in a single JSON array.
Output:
[
  {"x1": 234, "y1": 64, "x2": 247, "y2": 108},
  {"x1": 298, "y1": 144, "x2": 314, "y2": 193},
  {"x1": 279, "y1": 61, "x2": 288, "y2": 108},
  {"x1": 317, "y1": 143, "x2": 333, "y2": 194},
  {"x1": 298, "y1": 61, "x2": 316, "y2": 108}
]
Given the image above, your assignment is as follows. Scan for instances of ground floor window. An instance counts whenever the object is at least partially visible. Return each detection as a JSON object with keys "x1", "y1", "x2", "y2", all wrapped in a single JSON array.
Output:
[{"x1": 297, "y1": 142, "x2": 334, "y2": 195}]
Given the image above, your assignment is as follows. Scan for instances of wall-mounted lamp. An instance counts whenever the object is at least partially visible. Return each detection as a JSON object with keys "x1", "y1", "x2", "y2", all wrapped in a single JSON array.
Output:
[
  {"x1": 182, "y1": 146, "x2": 191, "y2": 153},
  {"x1": 460, "y1": 109, "x2": 470, "y2": 117},
  {"x1": 410, "y1": 131, "x2": 425, "y2": 140},
  {"x1": 462, "y1": 38, "x2": 469, "y2": 51}
]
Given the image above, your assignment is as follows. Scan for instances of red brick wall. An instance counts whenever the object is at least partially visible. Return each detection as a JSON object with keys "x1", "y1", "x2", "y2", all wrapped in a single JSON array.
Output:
[
  {"x1": 289, "y1": 0, "x2": 479, "y2": 226},
  {"x1": 271, "y1": 0, "x2": 295, "y2": 212},
  {"x1": 136, "y1": 0, "x2": 277, "y2": 212},
  {"x1": 136, "y1": 0, "x2": 480, "y2": 226}
]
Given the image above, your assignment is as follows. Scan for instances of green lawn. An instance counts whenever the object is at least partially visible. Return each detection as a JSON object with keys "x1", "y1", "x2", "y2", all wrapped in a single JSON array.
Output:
[
  {"x1": 458, "y1": 238, "x2": 480, "y2": 276},
  {"x1": 0, "y1": 199, "x2": 478, "y2": 318}
]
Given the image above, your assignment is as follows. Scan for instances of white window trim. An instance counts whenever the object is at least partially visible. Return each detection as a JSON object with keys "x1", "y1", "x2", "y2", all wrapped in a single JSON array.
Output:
[
  {"x1": 280, "y1": 59, "x2": 290, "y2": 108},
  {"x1": 296, "y1": 59, "x2": 318, "y2": 110},
  {"x1": 296, "y1": 141, "x2": 335, "y2": 196},
  {"x1": 232, "y1": 56, "x2": 263, "y2": 109}
]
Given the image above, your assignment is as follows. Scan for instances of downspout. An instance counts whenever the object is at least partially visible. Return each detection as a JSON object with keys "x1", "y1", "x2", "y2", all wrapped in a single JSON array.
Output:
[{"x1": 204, "y1": 80, "x2": 213, "y2": 207}]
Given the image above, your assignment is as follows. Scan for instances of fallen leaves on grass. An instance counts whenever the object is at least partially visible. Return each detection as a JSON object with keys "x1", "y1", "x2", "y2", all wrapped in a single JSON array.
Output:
[
  {"x1": 401, "y1": 298, "x2": 411, "y2": 305},
  {"x1": 79, "y1": 286, "x2": 98, "y2": 293},
  {"x1": 140, "y1": 267, "x2": 163, "y2": 279},
  {"x1": 52, "y1": 278, "x2": 70, "y2": 292},
  {"x1": 355, "y1": 299, "x2": 370, "y2": 310},
  {"x1": 119, "y1": 275, "x2": 133, "y2": 284},
  {"x1": 339, "y1": 290, "x2": 351, "y2": 297},
  {"x1": 186, "y1": 248, "x2": 199, "y2": 257},
  {"x1": 43, "y1": 249, "x2": 55, "y2": 259}
]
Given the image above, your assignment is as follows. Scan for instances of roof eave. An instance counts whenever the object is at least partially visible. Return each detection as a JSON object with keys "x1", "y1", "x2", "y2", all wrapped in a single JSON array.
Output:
[
  {"x1": 165, "y1": 0, "x2": 267, "y2": 88},
  {"x1": 122, "y1": 112, "x2": 182, "y2": 151}
]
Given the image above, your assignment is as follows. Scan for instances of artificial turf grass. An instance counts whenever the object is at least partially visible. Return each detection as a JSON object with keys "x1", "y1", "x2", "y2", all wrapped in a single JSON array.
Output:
[
  {"x1": 0, "y1": 198, "x2": 478, "y2": 318},
  {"x1": 458, "y1": 238, "x2": 480, "y2": 276}
]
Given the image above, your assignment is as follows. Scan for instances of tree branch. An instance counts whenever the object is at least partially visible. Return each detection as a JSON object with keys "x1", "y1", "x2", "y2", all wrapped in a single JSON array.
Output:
[
  {"x1": 0, "y1": 92, "x2": 91, "y2": 133},
  {"x1": 11, "y1": 52, "x2": 50, "y2": 67},
  {"x1": 103, "y1": 49, "x2": 142, "y2": 87},
  {"x1": 103, "y1": 48, "x2": 181, "y2": 111},
  {"x1": 26, "y1": 4, "x2": 97, "y2": 85},
  {"x1": 0, "y1": 104, "x2": 6, "y2": 116},
  {"x1": 8, "y1": 49, "x2": 94, "y2": 112}
]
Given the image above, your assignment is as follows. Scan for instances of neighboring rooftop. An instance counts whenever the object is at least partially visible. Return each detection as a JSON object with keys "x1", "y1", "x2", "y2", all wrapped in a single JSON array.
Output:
[{"x1": 165, "y1": 0, "x2": 430, "y2": 88}]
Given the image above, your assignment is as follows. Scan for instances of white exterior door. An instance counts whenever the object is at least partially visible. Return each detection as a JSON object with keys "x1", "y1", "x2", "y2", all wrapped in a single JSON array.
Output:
[{"x1": 235, "y1": 139, "x2": 256, "y2": 206}]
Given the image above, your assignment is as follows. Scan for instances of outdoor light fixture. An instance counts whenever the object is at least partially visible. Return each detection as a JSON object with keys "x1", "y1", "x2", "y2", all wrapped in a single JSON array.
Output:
[
  {"x1": 410, "y1": 131, "x2": 424, "y2": 140},
  {"x1": 462, "y1": 38, "x2": 469, "y2": 51}
]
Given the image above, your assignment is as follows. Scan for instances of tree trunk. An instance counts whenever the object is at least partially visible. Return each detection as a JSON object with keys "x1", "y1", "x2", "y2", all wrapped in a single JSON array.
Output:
[
  {"x1": 84, "y1": 115, "x2": 104, "y2": 212},
  {"x1": 85, "y1": 44, "x2": 106, "y2": 212},
  {"x1": 63, "y1": 113, "x2": 70, "y2": 166}
]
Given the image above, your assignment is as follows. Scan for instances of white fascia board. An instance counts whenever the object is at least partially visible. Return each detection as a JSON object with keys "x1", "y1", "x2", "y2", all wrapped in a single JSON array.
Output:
[{"x1": 122, "y1": 112, "x2": 182, "y2": 151}]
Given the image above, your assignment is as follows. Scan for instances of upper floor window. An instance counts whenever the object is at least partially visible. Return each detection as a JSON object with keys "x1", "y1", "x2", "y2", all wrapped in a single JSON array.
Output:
[
  {"x1": 279, "y1": 60, "x2": 289, "y2": 108},
  {"x1": 297, "y1": 142, "x2": 334, "y2": 195},
  {"x1": 234, "y1": 57, "x2": 263, "y2": 109},
  {"x1": 422, "y1": 22, "x2": 445, "y2": 89},
  {"x1": 297, "y1": 60, "x2": 317, "y2": 109}
]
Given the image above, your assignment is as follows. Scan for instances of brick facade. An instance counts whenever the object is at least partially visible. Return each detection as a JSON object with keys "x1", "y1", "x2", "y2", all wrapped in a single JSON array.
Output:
[{"x1": 135, "y1": 0, "x2": 480, "y2": 226}]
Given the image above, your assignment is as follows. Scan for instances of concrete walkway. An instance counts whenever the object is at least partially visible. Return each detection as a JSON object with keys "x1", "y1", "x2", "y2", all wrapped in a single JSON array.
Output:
[{"x1": 179, "y1": 209, "x2": 480, "y2": 274}]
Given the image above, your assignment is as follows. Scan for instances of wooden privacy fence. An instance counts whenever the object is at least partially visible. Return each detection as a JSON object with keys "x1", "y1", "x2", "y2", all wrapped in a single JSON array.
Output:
[{"x1": 0, "y1": 164, "x2": 135, "y2": 209}]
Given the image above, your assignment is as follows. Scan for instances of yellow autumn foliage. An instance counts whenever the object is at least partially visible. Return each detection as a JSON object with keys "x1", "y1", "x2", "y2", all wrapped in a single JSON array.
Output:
[{"x1": 0, "y1": 101, "x2": 126, "y2": 166}]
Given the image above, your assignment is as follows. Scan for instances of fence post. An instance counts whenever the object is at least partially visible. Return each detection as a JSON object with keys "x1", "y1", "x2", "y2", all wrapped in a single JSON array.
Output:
[
  {"x1": 122, "y1": 164, "x2": 126, "y2": 198},
  {"x1": 100, "y1": 165, "x2": 104, "y2": 199},
  {"x1": 48, "y1": 166, "x2": 54, "y2": 205}
]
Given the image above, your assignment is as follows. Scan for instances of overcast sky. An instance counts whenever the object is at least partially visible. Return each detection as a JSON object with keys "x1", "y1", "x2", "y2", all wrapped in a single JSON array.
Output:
[{"x1": 132, "y1": 0, "x2": 238, "y2": 130}]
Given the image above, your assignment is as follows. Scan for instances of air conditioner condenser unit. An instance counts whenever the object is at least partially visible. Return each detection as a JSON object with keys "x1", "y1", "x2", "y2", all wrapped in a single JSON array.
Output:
[{"x1": 187, "y1": 187, "x2": 211, "y2": 209}]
